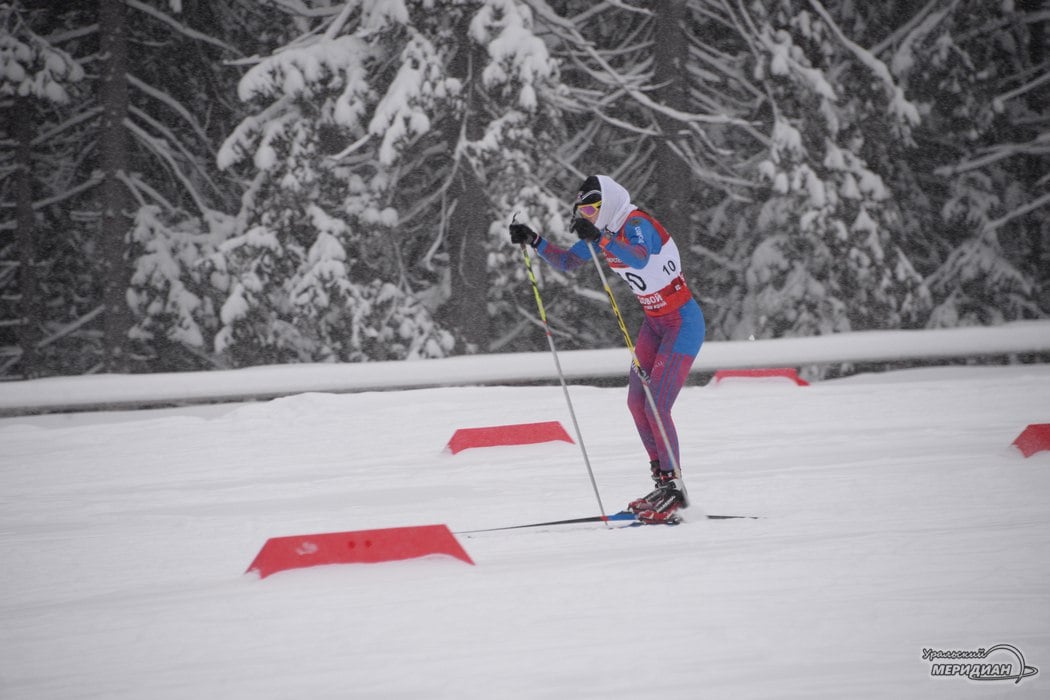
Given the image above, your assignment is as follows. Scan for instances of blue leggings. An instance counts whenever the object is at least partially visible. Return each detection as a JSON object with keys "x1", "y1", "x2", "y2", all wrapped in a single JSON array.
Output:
[{"x1": 626, "y1": 299, "x2": 705, "y2": 473}]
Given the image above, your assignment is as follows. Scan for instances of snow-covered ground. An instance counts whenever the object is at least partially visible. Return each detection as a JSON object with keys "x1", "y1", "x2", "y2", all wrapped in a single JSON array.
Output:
[{"x1": 1, "y1": 363, "x2": 1048, "y2": 698}]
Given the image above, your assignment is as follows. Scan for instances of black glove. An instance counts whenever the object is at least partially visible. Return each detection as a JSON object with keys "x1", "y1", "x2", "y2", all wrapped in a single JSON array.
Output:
[
  {"x1": 509, "y1": 222, "x2": 540, "y2": 247},
  {"x1": 571, "y1": 217, "x2": 601, "y2": 243}
]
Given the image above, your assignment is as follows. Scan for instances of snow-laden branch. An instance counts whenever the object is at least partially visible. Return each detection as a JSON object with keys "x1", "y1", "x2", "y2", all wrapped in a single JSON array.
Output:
[
  {"x1": 217, "y1": 96, "x2": 292, "y2": 170},
  {"x1": 127, "y1": 104, "x2": 223, "y2": 198},
  {"x1": 614, "y1": 70, "x2": 744, "y2": 125},
  {"x1": 690, "y1": 242, "x2": 744, "y2": 271},
  {"x1": 0, "y1": 173, "x2": 102, "y2": 229},
  {"x1": 996, "y1": 69, "x2": 1050, "y2": 107},
  {"x1": 603, "y1": 0, "x2": 652, "y2": 17},
  {"x1": 532, "y1": 0, "x2": 748, "y2": 128},
  {"x1": 807, "y1": 0, "x2": 920, "y2": 127},
  {"x1": 0, "y1": 304, "x2": 105, "y2": 360},
  {"x1": 127, "y1": 73, "x2": 211, "y2": 148},
  {"x1": 884, "y1": 0, "x2": 958, "y2": 76},
  {"x1": 266, "y1": 0, "x2": 344, "y2": 18},
  {"x1": 984, "y1": 191, "x2": 1050, "y2": 235},
  {"x1": 756, "y1": 27, "x2": 837, "y2": 102},
  {"x1": 44, "y1": 23, "x2": 98, "y2": 45},
  {"x1": 34, "y1": 172, "x2": 103, "y2": 208},
  {"x1": 665, "y1": 137, "x2": 755, "y2": 192},
  {"x1": 327, "y1": 133, "x2": 372, "y2": 161},
  {"x1": 118, "y1": 170, "x2": 177, "y2": 213},
  {"x1": 807, "y1": 0, "x2": 894, "y2": 84},
  {"x1": 870, "y1": 0, "x2": 949, "y2": 57},
  {"x1": 589, "y1": 107, "x2": 661, "y2": 137},
  {"x1": 559, "y1": 0, "x2": 644, "y2": 25},
  {"x1": 955, "y1": 8, "x2": 1050, "y2": 45},
  {"x1": 687, "y1": 38, "x2": 765, "y2": 105},
  {"x1": 34, "y1": 305, "x2": 104, "y2": 350},
  {"x1": 803, "y1": 0, "x2": 925, "y2": 137},
  {"x1": 323, "y1": 2, "x2": 357, "y2": 41},
  {"x1": 30, "y1": 106, "x2": 103, "y2": 147},
  {"x1": 125, "y1": 0, "x2": 241, "y2": 56},
  {"x1": 124, "y1": 117, "x2": 209, "y2": 216},
  {"x1": 935, "y1": 135, "x2": 1050, "y2": 176},
  {"x1": 687, "y1": 0, "x2": 738, "y2": 31},
  {"x1": 726, "y1": 0, "x2": 765, "y2": 57}
]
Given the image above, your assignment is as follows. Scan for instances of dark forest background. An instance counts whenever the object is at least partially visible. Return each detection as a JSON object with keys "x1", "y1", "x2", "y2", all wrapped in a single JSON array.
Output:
[{"x1": 1, "y1": 0, "x2": 1046, "y2": 378}]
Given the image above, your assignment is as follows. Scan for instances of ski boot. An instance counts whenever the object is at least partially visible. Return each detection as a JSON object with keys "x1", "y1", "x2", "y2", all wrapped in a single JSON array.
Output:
[{"x1": 627, "y1": 460, "x2": 689, "y2": 523}]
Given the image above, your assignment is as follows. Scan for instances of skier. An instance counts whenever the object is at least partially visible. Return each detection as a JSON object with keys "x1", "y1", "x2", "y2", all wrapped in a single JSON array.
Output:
[{"x1": 509, "y1": 175, "x2": 705, "y2": 522}]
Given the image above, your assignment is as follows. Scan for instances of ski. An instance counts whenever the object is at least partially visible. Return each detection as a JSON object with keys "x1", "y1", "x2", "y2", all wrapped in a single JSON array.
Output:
[
  {"x1": 456, "y1": 510, "x2": 757, "y2": 534},
  {"x1": 456, "y1": 511, "x2": 636, "y2": 534},
  {"x1": 624, "y1": 512, "x2": 760, "y2": 526}
]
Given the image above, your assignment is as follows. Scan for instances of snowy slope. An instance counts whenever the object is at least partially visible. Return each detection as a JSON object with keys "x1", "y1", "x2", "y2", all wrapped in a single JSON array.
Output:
[{"x1": 1, "y1": 365, "x2": 1049, "y2": 699}]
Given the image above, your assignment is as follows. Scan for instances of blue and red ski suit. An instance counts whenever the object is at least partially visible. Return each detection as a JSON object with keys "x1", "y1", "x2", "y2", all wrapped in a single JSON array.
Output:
[{"x1": 535, "y1": 179, "x2": 705, "y2": 475}]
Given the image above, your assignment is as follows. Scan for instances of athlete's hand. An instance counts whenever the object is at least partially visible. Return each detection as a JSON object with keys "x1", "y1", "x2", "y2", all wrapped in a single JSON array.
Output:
[
  {"x1": 571, "y1": 217, "x2": 601, "y2": 243},
  {"x1": 509, "y1": 223, "x2": 539, "y2": 247}
]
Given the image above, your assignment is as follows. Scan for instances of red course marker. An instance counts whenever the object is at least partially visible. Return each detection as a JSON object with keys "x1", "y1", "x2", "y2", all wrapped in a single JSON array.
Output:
[
  {"x1": 446, "y1": 420, "x2": 573, "y2": 454},
  {"x1": 246, "y1": 525, "x2": 474, "y2": 579}
]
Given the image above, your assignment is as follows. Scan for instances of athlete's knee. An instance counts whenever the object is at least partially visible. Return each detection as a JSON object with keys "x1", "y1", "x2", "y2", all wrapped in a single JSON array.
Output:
[{"x1": 627, "y1": 388, "x2": 646, "y2": 417}]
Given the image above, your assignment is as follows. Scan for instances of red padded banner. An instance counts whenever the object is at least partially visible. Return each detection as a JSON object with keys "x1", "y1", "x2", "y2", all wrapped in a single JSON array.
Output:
[
  {"x1": 713, "y1": 368, "x2": 809, "y2": 386},
  {"x1": 1013, "y1": 423, "x2": 1050, "y2": 458},
  {"x1": 446, "y1": 421, "x2": 573, "y2": 454},
  {"x1": 246, "y1": 525, "x2": 474, "y2": 579}
]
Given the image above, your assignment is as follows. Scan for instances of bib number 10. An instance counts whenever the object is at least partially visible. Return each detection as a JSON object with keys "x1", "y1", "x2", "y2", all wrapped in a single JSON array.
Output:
[{"x1": 624, "y1": 260, "x2": 678, "y2": 292}]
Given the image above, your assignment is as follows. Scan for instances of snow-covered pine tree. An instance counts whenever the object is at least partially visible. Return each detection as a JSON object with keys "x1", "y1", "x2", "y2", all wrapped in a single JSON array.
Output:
[
  {"x1": 895, "y1": 0, "x2": 1048, "y2": 327},
  {"x1": 216, "y1": 0, "x2": 563, "y2": 364},
  {"x1": 0, "y1": 1, "x2": 84, "y2": 376},
  {"x1": 732, "y1": 0, "x2": 931, "y2": 341},
  {"x1": 2, "y1": 1, "x2": 249, "y2": 376},
  {"x1": 119, "y1": 1, "x2": 260, "y2": 370},
  {"x1": 126, "y1": 205, "x2": 233, "y2": 369}
]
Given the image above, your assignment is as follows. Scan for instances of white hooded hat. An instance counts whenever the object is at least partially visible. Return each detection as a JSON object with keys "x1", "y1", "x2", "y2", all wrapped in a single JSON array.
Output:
[{"x1": 576, "y1": 174, "x2": 636, "y2": 234}]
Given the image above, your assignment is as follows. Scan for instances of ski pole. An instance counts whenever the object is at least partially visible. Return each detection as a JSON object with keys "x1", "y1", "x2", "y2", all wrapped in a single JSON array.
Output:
[
  {"x1": 516, "y1": 220, "x2": 609, "y2": 523},
  {"x1": 583, "y1": 240, "x2": 689, "y2": 492}
]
